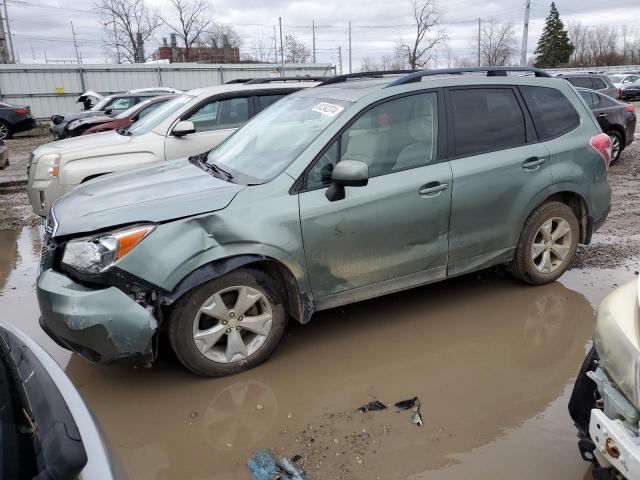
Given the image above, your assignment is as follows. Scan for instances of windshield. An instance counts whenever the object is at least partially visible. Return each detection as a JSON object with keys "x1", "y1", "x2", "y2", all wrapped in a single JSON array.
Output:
[
  {"x1": 115, "y1": 99, "x2": 150, "y2": 119},
  {"x1": 90, "y1": 96, "x2": 113, "y2": 112},
  {"x1": 128, "y1": 95, "x2": 193, "y2": 135},
  {"x1": 206, "y1": 96, "x2": 350, "y2": 184}
]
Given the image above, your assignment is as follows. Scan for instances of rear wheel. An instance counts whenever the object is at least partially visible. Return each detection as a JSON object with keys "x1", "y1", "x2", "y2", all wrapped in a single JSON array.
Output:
[
  {"x1": 508, "y1": 202, "x2": 579, "y2": 285},
  {"x1": 607, "y1": 130, "x2": 622, "y2": 163},
  {"x1": 0, "y1": 121, "x2": 12, "y2": 140},
  {"x1": 168, "y1": 269, "x2": 287, "y2": 377}
]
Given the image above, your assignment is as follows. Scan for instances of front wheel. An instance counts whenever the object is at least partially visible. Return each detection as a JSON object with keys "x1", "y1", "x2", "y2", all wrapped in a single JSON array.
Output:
[
  {"x1": 607, "y1": 130, "x2": 622, "y2": 163},
  {"x1": 508, "y1": 202, "x2": 579, "y2": 285},
  {"x1": 168, "y1": 269, "x2": 288, "y2": 377}
]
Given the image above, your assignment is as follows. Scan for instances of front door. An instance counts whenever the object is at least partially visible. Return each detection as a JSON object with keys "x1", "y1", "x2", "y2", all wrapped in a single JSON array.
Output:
[
  {"x1": 298, "y1": 91, "x2": 452, "y2": 306},
  {"x1": 164, "y1": 95, "x2": 251, "y2": 161}
]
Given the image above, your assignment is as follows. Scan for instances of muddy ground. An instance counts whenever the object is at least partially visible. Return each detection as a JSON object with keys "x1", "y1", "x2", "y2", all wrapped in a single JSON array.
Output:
[{"x1": 0, "y1": 127, "x2": 639, "y2": 479}]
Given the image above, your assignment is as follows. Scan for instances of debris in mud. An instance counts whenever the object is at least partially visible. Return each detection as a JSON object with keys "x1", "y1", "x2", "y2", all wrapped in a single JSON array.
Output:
[
  {"x1": 411, "y1": 411, "x2": 424, "y2": 427},
  {"x1": 394, "y1": 397, "x2": 419, "y2": 411},
  {"x1": 357, "y1": 400, "x2": 387, "y2": 412},
  {"x1": 247, "y1": 449, "x2": 305, "y2": 480}
]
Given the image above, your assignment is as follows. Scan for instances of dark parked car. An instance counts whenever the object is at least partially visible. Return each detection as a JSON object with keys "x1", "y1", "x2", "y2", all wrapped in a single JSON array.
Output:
[
  {"x1": 620, "y1": 81, "x2": 640, "y2": 101},
  {"x1": 578, "y1": 87, "x2": 636, "y2": 162},
  {"x1": 0, "y1": 321, "x2": 119, "y2": 479},
  {"x1": 50, "y1": 92, "x2": 164, "y2": 140},
  {"x1": 0, "y1": 102, "x2": 35, "y2": 140},
  {"x1": 558, "y1": 73, "x2": 618, "y2": 99},
  {"x1": 65, "y1": 95, "x2": 174, "y2": 137}
]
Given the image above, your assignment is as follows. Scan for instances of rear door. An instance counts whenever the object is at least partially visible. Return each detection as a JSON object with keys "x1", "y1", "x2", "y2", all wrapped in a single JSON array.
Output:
[
  {"x1": 445, "y1": 86, "x2": 551, "y2": 276},
  {"x1": 164, "y1": 94, "x2": 253, "y2": 160}
]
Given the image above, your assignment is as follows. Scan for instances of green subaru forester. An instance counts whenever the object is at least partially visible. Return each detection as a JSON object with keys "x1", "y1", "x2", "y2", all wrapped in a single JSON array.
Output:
[{"x1": 37, "y1": 67, "x2": 612, "y2": 376}]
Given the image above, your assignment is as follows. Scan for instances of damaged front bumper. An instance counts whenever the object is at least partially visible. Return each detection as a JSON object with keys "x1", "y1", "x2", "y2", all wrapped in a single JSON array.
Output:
[{"x1": 37, "y1": 269, "x2": 158, "y2": 364}]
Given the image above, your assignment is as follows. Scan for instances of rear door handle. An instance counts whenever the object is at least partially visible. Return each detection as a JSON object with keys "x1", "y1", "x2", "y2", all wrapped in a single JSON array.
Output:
[
  {"x1": 597, "y1": 113, "x2": 607, "y2": 118},
  {"x1": 419, "y1": 182, "x2": 448, "y2": 197},
  {"x1": 522, "y1": 157, "x2": 545, "y2": 170}
]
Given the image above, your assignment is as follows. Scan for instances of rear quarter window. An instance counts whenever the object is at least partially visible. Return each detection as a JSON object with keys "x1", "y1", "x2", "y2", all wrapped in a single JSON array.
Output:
[
  {"x1": 592, "y1": 77, "x2": 608, "y2": 90},
  {"x1": 520, "y1": 86, "x2": 581, "y2": 140},
  {"x1": 566, "y1": 76, "x2": 593, "y2": 89}
]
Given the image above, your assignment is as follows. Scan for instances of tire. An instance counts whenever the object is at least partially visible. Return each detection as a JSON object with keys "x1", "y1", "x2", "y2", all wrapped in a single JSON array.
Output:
[
  {"x1": 0, "y1": 121, "x2": 12, "y2": 140},
  {"x1": 508, "y1": 201, "x2": 579, "y2": 285},
  {"x1": 607, "y1": 130, "x2": 623, "y2": 164},
  {"x1": 168, "y1": 268, "x2": 288, "y2": 377}
]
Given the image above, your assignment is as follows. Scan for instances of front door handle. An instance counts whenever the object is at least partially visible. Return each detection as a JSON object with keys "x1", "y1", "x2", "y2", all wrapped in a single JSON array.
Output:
[
  {"x1": 522, "y1": 157, "x2": 545, "y2": 170},
  {"x1": 597, "y1": 113, "x2": 607, "y2": 117},
  {"x1": 419, "y1": 182, "x2": 448, "y2": 197}
]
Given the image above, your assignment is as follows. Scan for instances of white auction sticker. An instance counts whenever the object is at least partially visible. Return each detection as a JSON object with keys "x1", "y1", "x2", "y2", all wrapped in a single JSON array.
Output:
[{"x1": 312, "y1": 102, "x2": 344, "y2": 117}]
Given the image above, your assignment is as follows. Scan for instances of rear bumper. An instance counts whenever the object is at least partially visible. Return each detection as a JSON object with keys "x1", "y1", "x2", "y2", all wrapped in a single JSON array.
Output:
[
  {"x1": 37, "y1": 269, "x2": 158, "y2": 364},
  {"x1": 13, "y1": 117, "x2": 36, "y2": 133}
]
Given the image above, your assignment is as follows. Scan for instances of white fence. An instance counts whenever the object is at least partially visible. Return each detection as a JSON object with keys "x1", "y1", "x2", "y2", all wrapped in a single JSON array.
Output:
[{"x1": 0, "y1": 63, "x2": 336, "y2": 119}]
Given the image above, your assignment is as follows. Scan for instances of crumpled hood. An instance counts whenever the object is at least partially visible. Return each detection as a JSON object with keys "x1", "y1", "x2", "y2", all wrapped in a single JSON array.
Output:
[
  {"x1": 67, "y1": 115, "x2": 113, "y2": 130},
  {"x1": 52, "y1": 158, "x2": 245, "y2": 236},
  {"x1": 60, "y1": 111, "x2": 107, "y2": 123},
  {"x1": 593, "y1": 275, "x2": 640, "y2": 408},
  {"x1": 32, "y1": 130, "x2": 141, "y2": 163}
]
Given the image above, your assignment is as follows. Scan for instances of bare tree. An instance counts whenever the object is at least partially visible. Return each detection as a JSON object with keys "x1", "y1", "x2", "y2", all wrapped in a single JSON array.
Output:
[
  {"x1": 400, "y1": 0, "x2": 445, "y2": 69},
  {"x1": 96, "y1": 0, "x2": 161, "y2": 63},
  {"x1": 474, "y1": 19, "x2": 517, "y2": 66},
  {"x1": 568, "y1": 23, "x2": 624, "y2": 67},
  {"x1": 199, "y1": 23, "x2": 242, "y2": 62},
  {"x1": 248, "y1": 31, "x2": 275, "y2": 63},
  {"x1": 283, "y1": 34, "x2": 310, "y2": 63},
  {"x1": 162, "y1": 0, "x2": 212, "y2": 61},
  {"x1": 360, "y1": 49, "x2": 407, "y2": 71}
]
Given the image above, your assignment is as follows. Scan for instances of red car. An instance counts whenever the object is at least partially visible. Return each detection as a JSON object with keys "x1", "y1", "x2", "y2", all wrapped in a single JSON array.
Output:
[{"x1": 68, "y1": 95, "x2": 175, "y2": 137}]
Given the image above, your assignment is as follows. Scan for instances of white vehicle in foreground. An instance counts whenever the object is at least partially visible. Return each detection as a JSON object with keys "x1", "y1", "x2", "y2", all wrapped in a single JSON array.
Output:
[
  {"x1": 569, "y1": 274, "x2": 640, "y2": 479},
  {"x1": 28, "y1": 79, "x2": 320, "y2": 216}
]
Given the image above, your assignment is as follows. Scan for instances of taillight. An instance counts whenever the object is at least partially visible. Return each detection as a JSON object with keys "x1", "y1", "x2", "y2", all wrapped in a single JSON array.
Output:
[
  {"x1": 590, "y1": 133, "x2": 612, "y2": 170},
  {"x1": 14, "y1": 108, "x2": 28, "y2": 114},
  {"x1": 616, "y1": 88, "x2": 621, "y2": 98},
  {"x1": 625, "y1": 104, "x2": 635, "y2": 114}
]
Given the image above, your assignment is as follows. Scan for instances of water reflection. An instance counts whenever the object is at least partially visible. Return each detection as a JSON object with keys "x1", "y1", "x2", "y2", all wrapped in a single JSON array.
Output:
[{"x1": 60, "y1": 275, "x2": 596, "y2": 479}]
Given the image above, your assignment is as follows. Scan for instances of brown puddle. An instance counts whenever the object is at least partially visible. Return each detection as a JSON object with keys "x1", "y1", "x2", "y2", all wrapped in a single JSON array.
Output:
[{"x1": 1, "y1": 226, "x2": 637, "y2": 480}]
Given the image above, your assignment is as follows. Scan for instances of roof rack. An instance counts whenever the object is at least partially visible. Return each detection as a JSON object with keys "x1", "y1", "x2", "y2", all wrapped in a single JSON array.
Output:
[
  {"x1": 244, "y1": 76, "x2": 328, "y2": 84},
  {"x1": 318, "y1": 70, "x2": 418, "y2": 86},
  {"x1": 384, "y1": 66, "x2": 552, "y2": 88}
]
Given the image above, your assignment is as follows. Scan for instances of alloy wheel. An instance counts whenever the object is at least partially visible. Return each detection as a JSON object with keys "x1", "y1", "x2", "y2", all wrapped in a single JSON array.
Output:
[
  {"x1": 192, "y1": 285, "x2": 273, "y2": 363},
  {"x1": 531, "y1": 217, "x2": 572, "y2": 274},
  {"x1": 0, "y1": 123, "x2": 8, "y2": 140},
  {"x1": 609, "y1": 133, "x2": 620, "y2": 161}
]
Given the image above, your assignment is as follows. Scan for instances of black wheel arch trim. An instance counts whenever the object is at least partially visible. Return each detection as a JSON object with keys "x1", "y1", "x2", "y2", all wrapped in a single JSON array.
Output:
[{"x1": 162, "y1": 255, "x2": 314, "y2": 324}]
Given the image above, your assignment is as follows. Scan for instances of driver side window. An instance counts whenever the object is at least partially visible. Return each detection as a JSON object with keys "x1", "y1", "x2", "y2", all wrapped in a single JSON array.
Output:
[
  {"x1": 186, "y1": 97, "x2": 250, "y2": 133},
  {"x1": 306, "y1": 92, "x2": 438, "y2": 189}
]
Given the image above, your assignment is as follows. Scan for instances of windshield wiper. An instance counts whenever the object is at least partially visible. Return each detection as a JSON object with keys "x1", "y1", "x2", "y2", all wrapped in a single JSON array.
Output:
[
  {"x1": 116, "y1": 127, "x2": 132, "y2": 136},
  {"x1": 208, "y1": 161, "x2": 234, "y2": 181}
]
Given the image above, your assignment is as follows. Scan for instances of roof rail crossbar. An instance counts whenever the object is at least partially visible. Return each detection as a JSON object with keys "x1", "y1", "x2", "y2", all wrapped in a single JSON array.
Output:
[
  {"x1": 384, "y1": 66, "x2": 552, "y2": 88},
  {"x1": 244, "y1": 76, "x2": 328, "y2": 84},
  {"x1": 318, "y1": 70, "x2": 417, "y2": 86}
]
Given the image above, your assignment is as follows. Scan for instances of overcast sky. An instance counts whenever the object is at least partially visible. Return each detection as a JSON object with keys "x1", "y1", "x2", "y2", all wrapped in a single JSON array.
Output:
[{"x1": 7, "y1": 0, "x2": 640, "y2": 69}]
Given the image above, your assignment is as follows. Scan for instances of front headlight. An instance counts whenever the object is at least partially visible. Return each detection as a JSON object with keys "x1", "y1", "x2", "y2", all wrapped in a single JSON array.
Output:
[
  {"x1": 35, "y1": 153, "x2": 61, "y2": 179},
  {"x1": 62, "y1": 224, "x2": 155, "y2": 274}
]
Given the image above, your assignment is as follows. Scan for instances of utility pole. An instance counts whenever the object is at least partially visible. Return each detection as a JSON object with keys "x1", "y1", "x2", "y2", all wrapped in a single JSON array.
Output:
[
  {"x1": 3, "y1": 0, "x2": 13, "y2": 63},
  {"x1": 272, "y1": 25, "x2": 277, "y2": 64},
  {"x1": 71, "y1": 21, "x2": 82, "y2": 64},
  {"x1": 337, "y1": 46, "x2": 342, "y2": 75},
  {"x1": 477, "y1": 17, "x2": 481, "y2": 67},
  {"x1": 520, "y1": 0, "x2": 530, "y2": 66},
  {"x1": 348, "y1": 21, "x2": 352, "y2": 74},
  {"x1": 312, "y1": 19, "x2": 316, "y2": 64},
  {"x1": 278, "y1": 17, "x2": 284, "y2": 76}
]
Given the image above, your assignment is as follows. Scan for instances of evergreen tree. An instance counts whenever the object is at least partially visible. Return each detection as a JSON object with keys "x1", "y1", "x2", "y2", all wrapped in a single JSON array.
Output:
[{"x1": 533, "y1": 2, "x2": 574, "y2": 68}]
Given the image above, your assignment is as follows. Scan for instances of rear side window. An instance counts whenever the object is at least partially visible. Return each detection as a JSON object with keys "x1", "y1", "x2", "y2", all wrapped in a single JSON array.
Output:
[
  {"x1": 592, "y1": 77, "x2": 607, "y2": 90},
  {"x1": 520, "y1": 86, "x2": 580, "y2": 140},
  {"x1": 579, "y1": 91, "x2": 595, "y2": 108},
  {"x1": 566, "y1": 77, "x2": 593, "y2": 89},
  {"x1": 449, "y1": 88, "x2": 526, "y2": 157},
  {"x1": 596, "y1": 93, "x2": 616, "y2": 107}
]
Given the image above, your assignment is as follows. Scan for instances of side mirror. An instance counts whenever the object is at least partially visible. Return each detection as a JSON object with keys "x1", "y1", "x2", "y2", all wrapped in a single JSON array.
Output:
[
  {"x1": 172, "y1": 120, "x2": 196, "y2": 137},
  {"x1": 325, "y1": 160, "x2": 369, "y2": 202},
  {"x1": 104, "y1": 106, "x2": 113, "y2": 115}
]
